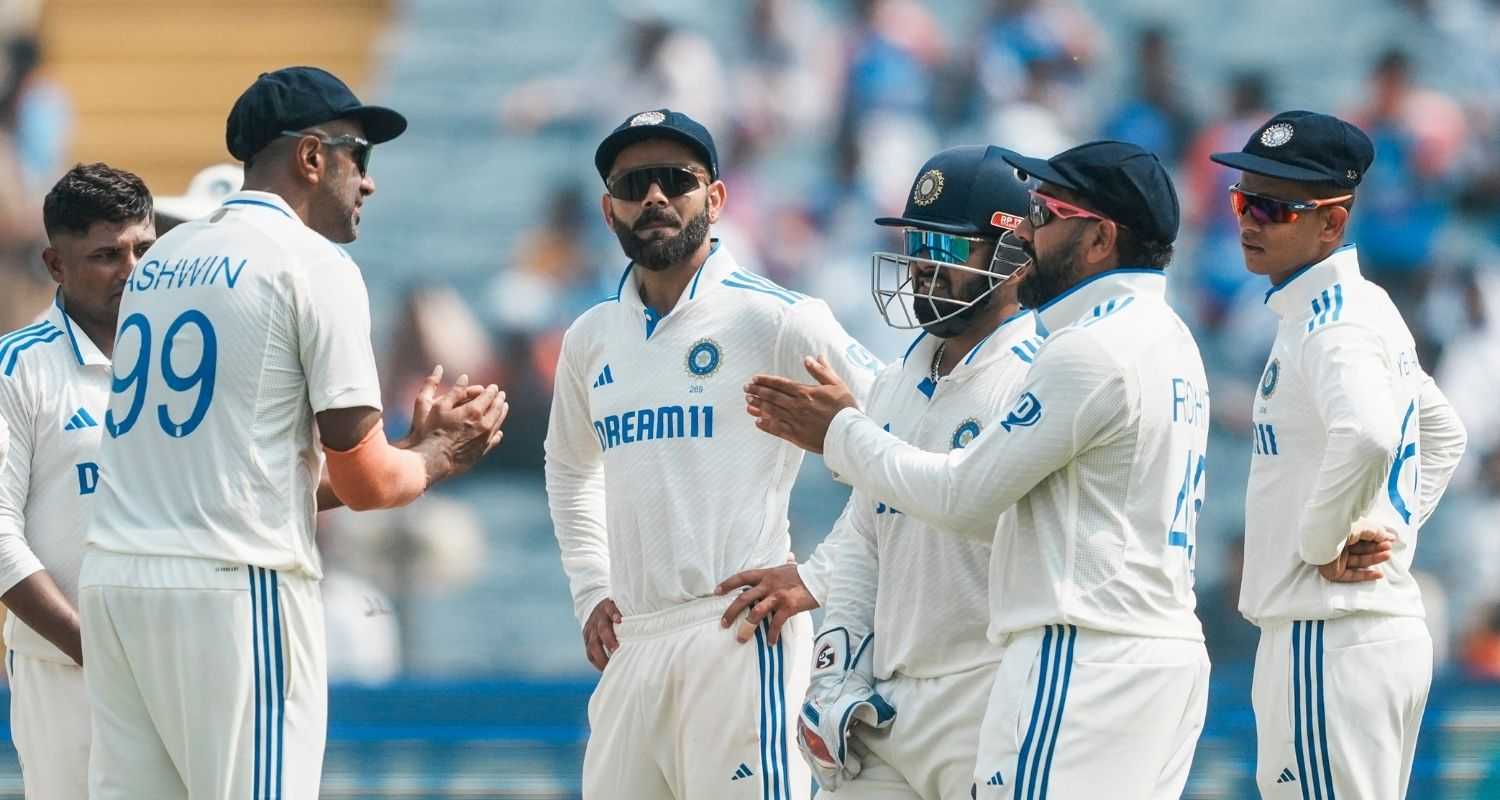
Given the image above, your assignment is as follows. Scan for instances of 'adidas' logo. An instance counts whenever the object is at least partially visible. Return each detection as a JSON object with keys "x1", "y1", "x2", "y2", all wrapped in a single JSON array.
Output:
[
  {"x1": 592, "y1": 364, "x2": 615, "y2": 388},
  {"x1": 64, "y1": 407, "x2": 98, "y2": 431},
  {"x1": 730, "y1": 762, "x2": 754, "y2": 781},
  {"x1": 985, "y1": 770, "x2": 1005, "y2": 786},
  {"x1": 1276, "y1": 768, "x2": 1296, "y2": 784}
]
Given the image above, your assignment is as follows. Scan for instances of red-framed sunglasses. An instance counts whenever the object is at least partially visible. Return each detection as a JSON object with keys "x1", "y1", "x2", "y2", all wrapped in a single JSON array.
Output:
[
  {"x1": 1028, "y1": 191, "x2": 1114, "y2": 229},
  {"x1": 1229, "y1": 184, "x2": 1353, "y2": 225}
]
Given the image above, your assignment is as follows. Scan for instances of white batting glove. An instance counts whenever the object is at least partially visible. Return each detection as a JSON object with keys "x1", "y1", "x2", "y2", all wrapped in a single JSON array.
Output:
[{"x1": 795, "y1": 627, "x2": 895, "y2": 792}]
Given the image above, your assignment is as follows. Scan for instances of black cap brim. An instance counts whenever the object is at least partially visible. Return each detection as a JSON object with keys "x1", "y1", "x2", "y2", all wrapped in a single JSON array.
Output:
[
  {"x1": 999, "y1": 152, "x2": 1080, "y2": 192},
  {"x1": 347, "y1": 105, "x2": 408, "y2": 144},
  {"x1": 1208, "y1": 151, "x2": 1330, "y2": 183},
  {"x1": 595, "y1": 127, "x2": 716, "y2": 180},
  {"x1": 873, "y1": 216, "x2": 984, "y2": 235}
]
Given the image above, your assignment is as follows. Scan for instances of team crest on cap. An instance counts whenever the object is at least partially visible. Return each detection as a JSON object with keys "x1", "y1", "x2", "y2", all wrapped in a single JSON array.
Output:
[
  {"x1": 1260, "y1": 123, "x2": 1295, "y2": 148},
  {"x1": 951, "y1": 418, "x2": 982, "y2": 449},
  {"x1": 913, "y1": 169, "x2": 945, "y2": 206},
  {"x1": 1346, "y1": 169, "x2": 1359, "y2": 181},
  {"x1": 630, "y1": 110, "x2": 666, "y2": 127},
  {"x1": 1261, "y1": 358, "x2": 1280, "y2": 399},
  {"x1": 686, "y1": 338, "x2": 722, "y2": 377}
]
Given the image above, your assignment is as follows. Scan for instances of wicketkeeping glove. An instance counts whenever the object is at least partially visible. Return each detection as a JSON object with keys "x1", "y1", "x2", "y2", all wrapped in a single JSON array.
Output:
[{"x1": 796, "y1": 627, "x2": 896, "y2": 792}]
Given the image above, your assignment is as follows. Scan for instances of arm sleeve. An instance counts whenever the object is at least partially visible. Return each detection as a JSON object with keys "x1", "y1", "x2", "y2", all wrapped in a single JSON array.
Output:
[
  {"x1": 823, "y1": 329, "x2": 1128, "y2": 540},
  {"x1": 1294, "y1": 324, "x2": 1403, "y2": 565},
  {"x1": 806, "y1": 489, "x2": 880, "y2": 640},
  {"x1": 779, "y1": 300, "x2": 883, "y2": 406},
  {"x1": 0, "y1": 381, "x2": 44, "y2": 596},
  {"x1": 543, "y1": 327, "x2": 611, "y2": 628},
  {"x1": 294, "y1": 254, "x2": 383, "y2": 413},
  {"x1": 1415, "y1": 373, "x2": 1467, "y2": 527}
]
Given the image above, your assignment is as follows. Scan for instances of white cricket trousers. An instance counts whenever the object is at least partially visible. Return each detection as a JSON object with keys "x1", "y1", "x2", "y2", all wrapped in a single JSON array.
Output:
[
  {"x1": 823, "y1": 662, "x2": 997, "y2": 800},
  {"x1": 7, "y1": 649, "x2": 90, "y2": 800},
  {"x1": 79, "y1": 550, "x2": 327, "y2": 800},
  {"x1": 971, "y1": 624, "x2": 1210, "y2": 800},
  {"x1": 582, "y1": 594, "x2": 812, "y2": 800},
  {"x1": 1252, "y1": 615, "x2": 1431, "y2": 800}
]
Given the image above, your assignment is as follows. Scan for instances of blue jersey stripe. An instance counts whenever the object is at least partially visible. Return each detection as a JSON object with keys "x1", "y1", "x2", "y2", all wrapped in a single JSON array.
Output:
[
  {"x1": 2, "y1": 328, "x2": 63, "y2": 375},
  {"x1": 1037, "y1": 625, "x2": 1077, "y2": 797},
  {"x1": 731, "y1": 270, "x2": 805, "y2": 300},
  {"x1": 722, "y1": 279, "x2": 800, "y2": 305},
  {"x1": 0, "y1": 320, "x2": 52, "y2": 350},
  {"x1": 0, "y1": 324, "x2": 60, "y2": 372},
  {"x1": 223, "y1": 198, "x2": 293, "y2": 219}
]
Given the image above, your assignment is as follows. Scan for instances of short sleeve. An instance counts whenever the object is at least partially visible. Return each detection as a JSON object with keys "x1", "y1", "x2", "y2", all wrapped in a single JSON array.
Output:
[{"x1": 294, "y1": 254, "x2": 383, "y2": 413}]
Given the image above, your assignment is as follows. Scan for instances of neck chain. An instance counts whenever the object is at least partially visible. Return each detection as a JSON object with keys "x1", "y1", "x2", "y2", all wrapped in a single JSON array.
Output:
[{"x1": 929, "y1": 341, "x2": 948, "y2": 383}]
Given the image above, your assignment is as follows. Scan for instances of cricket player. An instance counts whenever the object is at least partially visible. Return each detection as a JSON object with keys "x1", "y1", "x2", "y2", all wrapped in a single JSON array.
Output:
[
  {"x1": 545, "y1": 108, "x2": 880, "y2": 800},
  {"x1": 1210, "y1": 110, "x2": 1468, "y2": 799},
  {"x1": 790, "y1": 145, "x2": 1037, "y2": 799},
  {"x1": 746, "y1": 141, "x2": 1212, "y2": 799},
  {"x1": 79, "y1": 66, "x2": 508, "y2": 799},
  {"x1": 0, "y1": 163, "x2": 155, "y2": 799}
]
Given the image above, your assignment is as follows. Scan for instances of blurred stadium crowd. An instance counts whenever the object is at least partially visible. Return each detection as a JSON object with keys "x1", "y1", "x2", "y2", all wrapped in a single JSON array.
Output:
[{"x1": 1, "y1": 0, "x2": 1499, "y2": 692}]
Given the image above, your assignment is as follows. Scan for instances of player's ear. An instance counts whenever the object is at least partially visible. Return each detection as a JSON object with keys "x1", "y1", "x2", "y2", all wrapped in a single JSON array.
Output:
[
  {"x1": 601, "y1": 193, "x2": 616, "y2": 230},
  {"x1": 1320, "y1": 205, "x2": 1349, "y2": 244},
  {"x1": 706, "y1": 179, "x2": 726, "y2": 224},
  {"x1": 41, "y1": 246, "x2": 64, "y2": 284}
]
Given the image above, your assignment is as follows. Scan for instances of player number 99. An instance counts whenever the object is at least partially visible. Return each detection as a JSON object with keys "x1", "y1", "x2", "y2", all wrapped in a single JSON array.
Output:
[{"x1": 106, "y1": 310, "x2": 218, "y2": 439}]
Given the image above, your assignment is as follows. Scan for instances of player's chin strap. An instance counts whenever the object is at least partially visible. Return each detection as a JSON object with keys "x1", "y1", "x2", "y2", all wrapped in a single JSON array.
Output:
[{"x1": 796, "y1": 627, "x2": 896, "y2": 792}]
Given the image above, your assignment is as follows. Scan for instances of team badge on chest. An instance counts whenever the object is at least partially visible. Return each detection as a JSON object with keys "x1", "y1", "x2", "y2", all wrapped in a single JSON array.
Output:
[
  {"x1": 951, "y1": 418, "x2": 982, "y2": 449},
  {"x1": 685, "y1": 338, "x2": 723, "y2": 377},
  {"x1": 1260, "y1": 358, "x2": 1280, "y2": 399}
]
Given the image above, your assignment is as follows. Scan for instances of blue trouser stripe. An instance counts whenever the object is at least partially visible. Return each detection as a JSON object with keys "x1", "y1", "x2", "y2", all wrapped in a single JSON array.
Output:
[
  {"x1": 755, "y1": 626, "x2": 771, "y2": 800},
  {"x1": 271, "y1": 570, "x2": 286, "y2": 800},
  {"x1": 1037, "y1": 625, "x2": 1077, "y2": 798},
  {"x1": 1012, "y1": 625, "x2": 1055, "y2": 799},
  {"x1": 1316, "y1": 621, "x2": 1335, "y2": 799},
  {"x1": 250, "y1": 568, "x2": 263, "y2": 800},
  {"x1": 1027, "y1": 625, "x2": 1066, "y2": 799},
  {"x1": 774, "y1": 626, "x2": 789, "y2": 800},
  {"x1": 1303, "y1": 622, "x2": 1323, "y2": 800},
  {"x1": 1292, "y1": 621, "x2": 1311, "y2": 800}
]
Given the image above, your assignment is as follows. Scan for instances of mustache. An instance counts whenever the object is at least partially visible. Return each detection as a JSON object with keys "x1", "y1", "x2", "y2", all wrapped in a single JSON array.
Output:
[{"x1": 633, "y1": 208, "x2": 680, "y2": 231}]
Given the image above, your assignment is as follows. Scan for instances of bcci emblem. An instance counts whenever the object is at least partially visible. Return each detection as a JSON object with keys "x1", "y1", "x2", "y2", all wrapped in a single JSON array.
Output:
[
  {"x1": 686, "y1": 338, "x2": 722, "y2": 377},
  {"x1": 951, "y1": 418, "x2": 982, "y2": 449},
  {"x1": 629, "y1": 110, "x2": 666, "y2": 127},
  {"x1": 1260, "y1": 358, "x2": 1280, "y2": 399},
  {"x1": 913, "y1": 169, "x2": 945, "y2": 206},
  {"x1": 1259, "y1": 123, "x2": 1294, "y2": 148}
]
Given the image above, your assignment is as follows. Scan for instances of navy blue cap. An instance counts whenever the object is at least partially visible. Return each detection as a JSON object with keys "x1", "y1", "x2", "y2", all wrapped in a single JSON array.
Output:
[
  {"x1": 1210, "y1": 110, "x2": 1374, "y2": 189},
  {"x1": 1003, "y1": 140, "x2": 1181, "y2": 244},
  {"x1": 226, "y1": 66, "x2": 407, "y2": 162},
  {"x1": 594, "y1": 109, "x2": 719, "y2": 181},
  {"x1": 875, "y1": 145, "x2": 1030, "y2": 237}
]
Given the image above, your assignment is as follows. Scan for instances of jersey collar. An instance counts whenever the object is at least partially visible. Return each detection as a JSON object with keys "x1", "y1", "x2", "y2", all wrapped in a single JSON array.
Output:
[
  {"x1": 900, "y1": 309, "x2": 1039, "y2": 393},
  {"x1": 1034, "y1": 267, "x2": 1166, "y2": 333},
  {"x1": 50, "y1": 290, "x2": 109, "y2": 367},
  {"x1": 613, "y1": 239, "x2": 736, "y2": 335},
  {"x1": 1262, "y1": 243, "x2": 1360, "y2": 319},
  {"x1": 219, "y1": 190, "x2": 297, "y2": 221}
]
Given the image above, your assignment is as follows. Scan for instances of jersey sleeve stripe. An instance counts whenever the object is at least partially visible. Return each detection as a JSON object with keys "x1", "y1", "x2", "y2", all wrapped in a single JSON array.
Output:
[{"x1": 2, "y1": 328, "x2": 63, "y2": 376}]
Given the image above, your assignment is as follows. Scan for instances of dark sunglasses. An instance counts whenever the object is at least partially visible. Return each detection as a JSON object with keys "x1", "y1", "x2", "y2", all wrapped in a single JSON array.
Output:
[
  {"x1": 280, "y1": 130, "x2": 373, "y2": 175},
  {"x1": 902, "y1": 229, "x2": 988, "y2": 264},
  {"x1": 1229, "y1": 184, "x2": 1352, "y2": 225},
  {"x1": 1028, "y1": 191, "x2": 1111, "y2": 229},
  {"x1": 606, "y1": 165, "x2": 707, "y2": 202}
]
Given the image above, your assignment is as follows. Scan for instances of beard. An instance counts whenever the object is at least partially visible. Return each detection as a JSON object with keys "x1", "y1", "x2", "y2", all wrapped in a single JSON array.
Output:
[
  {"x1": 1017, "y1": 227, "x2": 1086, "y2": 309},
  {"x1": 914, "y1": 268, "x2": 995, "y2": 338},
  {"x1": 612, "y1": 200, "x2": 711, "y2": 271}
]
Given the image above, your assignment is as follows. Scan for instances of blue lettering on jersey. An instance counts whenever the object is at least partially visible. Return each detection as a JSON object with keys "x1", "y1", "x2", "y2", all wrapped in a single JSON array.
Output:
[
  {"x1": 1000, "y1": 392, "x2": 1042, "y2": 432},
  {"x1": 76, "y1": 462, "x2": 100, "y2": 495},
  {"x1": 1171, "y1": 377, "x2": 1209, "y2": 428},
  {"x1": 592, "y1": 405, "x2": 714, "y2": 451},
  {"x1": 1387, "y1": 399, "x2": 1419, "y2": 523},
  {"x1": 1251, "y1": 422, "x2": 1280, "y2": 455},
  {"x1": 130, "y1": 256, "x2": 247, "y2": 293}
]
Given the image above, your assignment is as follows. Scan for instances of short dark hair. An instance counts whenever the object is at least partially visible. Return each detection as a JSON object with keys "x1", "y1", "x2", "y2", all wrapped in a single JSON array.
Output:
[
  {"x1": 1116, "y1": 227, "x2": 1174, "y2": 269},
  {"x1": 43, "y1": 162, "x2": 154, "y2": 240}
]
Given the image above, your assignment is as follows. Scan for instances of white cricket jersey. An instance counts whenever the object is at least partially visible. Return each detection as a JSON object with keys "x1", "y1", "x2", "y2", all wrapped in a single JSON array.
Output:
[
  {"x1": 84, "y1": 190, "x2": 383, "y2": 579},
  {"x1": 544, "y1": 242, "x2": 881, "y2": 626},
  {"x1": 1239, "y1": 245, "x2": 1467, "y2": 625},
  {"x1": 821, "y1": 310, "x2": 1043, "y2": 680},
  {"x1": 0, "y1": 295, "x2": 111, "y2": 663},
  {"x1": 825, "y1": 269, "x2": 1208, "y2": 642}
]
